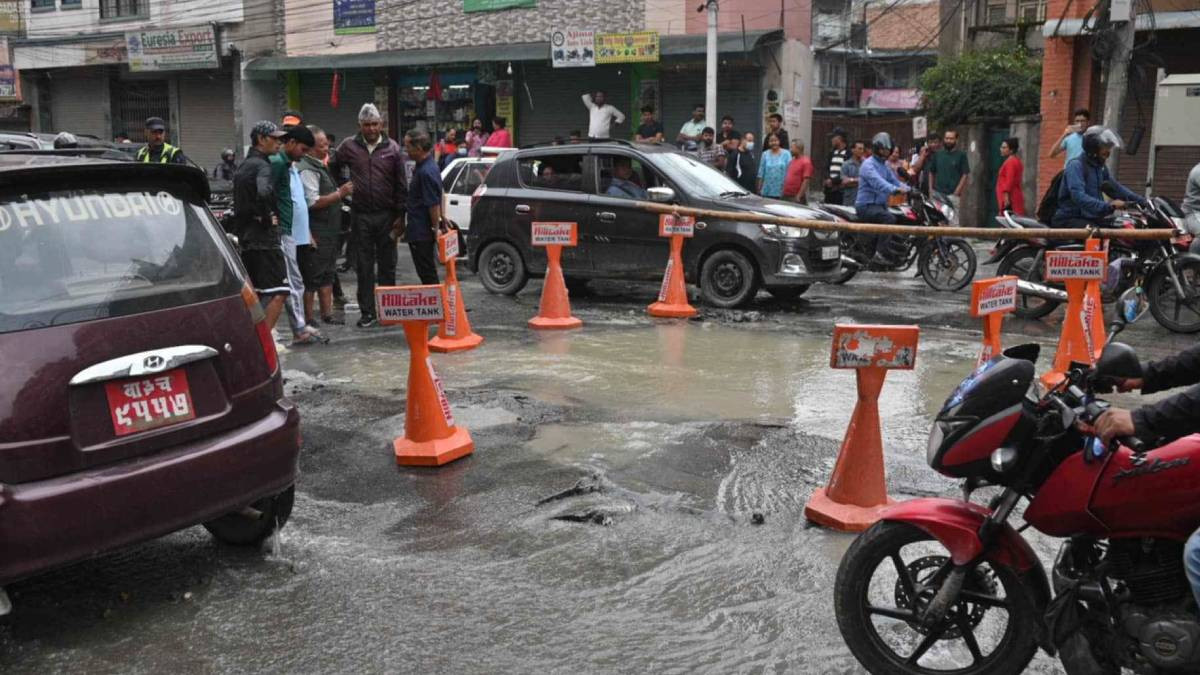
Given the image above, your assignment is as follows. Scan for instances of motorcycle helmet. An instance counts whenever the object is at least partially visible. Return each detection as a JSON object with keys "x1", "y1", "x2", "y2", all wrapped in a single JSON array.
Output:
[
  {"x1": 221, "y1": 148, "x2": 235, "y2": 161},
  {"x1": 871, "y1": 132, "x2": 894, "y2": 156},
  {"x1": 53, "y1": 132, "x2": 78, "y2": 149},
  {"x1": 1082, "y1": 126, "x2": 1122, "y2": 157}
]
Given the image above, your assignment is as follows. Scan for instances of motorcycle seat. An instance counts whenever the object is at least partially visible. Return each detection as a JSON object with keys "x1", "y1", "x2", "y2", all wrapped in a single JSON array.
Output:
[{"x1": 1006, "y1": 215, "x2": 1048, "y2": 229}]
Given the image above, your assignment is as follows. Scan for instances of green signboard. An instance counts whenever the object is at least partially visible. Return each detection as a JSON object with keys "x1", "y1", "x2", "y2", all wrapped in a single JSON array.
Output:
[{"x1": 464, "y1": 0, "x2": 535, "y2": 12}]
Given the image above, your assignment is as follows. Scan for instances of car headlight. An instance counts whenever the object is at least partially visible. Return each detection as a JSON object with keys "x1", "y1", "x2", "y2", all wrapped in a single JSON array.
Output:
[{"x1": 760, "y1": 223, "x2": 809, "y2": 239}]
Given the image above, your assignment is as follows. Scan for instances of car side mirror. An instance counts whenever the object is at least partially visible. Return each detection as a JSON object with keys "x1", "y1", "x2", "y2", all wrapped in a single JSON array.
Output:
[
  {"x1": 1096, "y1": 342, "x2": 1143, "y2": 380},
  {"x1": 647, "y1": 186, "x2": 675, "y2": 203}
]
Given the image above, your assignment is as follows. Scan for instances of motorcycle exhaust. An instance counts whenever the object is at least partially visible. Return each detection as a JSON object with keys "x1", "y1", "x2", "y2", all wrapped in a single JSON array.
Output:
[
  {"x1": 1017, "y1": 279, "x2": 1068, "y2": 303},
  {"x1": 840, "y1": 254, "x2": 863, "y2": 271}
]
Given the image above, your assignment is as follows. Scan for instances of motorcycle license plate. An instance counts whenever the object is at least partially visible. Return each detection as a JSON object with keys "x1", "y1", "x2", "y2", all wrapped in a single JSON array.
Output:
[
  {"x1": 822, "y1": 246, "x2": 840, "y2": 260},
  {"x1": 105, "y1": 369, "x2": 196, "y2": 436}
]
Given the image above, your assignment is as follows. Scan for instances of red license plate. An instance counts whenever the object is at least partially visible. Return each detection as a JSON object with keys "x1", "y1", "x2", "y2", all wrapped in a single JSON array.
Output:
[{"x1": 105, "y1": 369, "x2": 196, "y2": 436}]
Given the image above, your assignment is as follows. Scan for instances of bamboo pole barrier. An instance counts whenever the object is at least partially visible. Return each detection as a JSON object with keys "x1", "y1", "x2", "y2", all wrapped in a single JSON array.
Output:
[{"x1": 634, "y1": 201, "x2": 1178, "y2": 241}]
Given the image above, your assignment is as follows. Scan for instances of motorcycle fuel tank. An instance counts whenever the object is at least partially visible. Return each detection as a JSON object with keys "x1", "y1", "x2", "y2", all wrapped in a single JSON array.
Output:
[{"x1": 1027, "y1": 435, "x2": 1200, "y2": 539}]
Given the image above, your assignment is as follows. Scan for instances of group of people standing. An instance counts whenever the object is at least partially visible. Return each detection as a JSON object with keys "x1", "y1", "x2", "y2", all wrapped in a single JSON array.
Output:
[{"x1": 230, "y1": 102, "x2": 453, "y2": 344}]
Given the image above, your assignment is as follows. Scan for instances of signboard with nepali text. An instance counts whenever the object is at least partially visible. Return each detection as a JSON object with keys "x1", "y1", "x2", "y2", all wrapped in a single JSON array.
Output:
[
  {"x1": 595, "y1": 31, "x2": 659, "y2": 64},
  {"x1": 831, "y1": 324, "x2": 920, "y2": 370},
  {"x1": 531, "y1": 222, "x2": 577, "y2": 247},
  {"x1": 334, "y1": 0, "x2": 376, "y2": 35},
  {"x1": 126, "y1": 26, "x2": 218, "y2": 72},
  {"x1": 376, "y1": 285, "x2": 445, "y2": 325},
  {"x1": 464, "y1": 0, "x2": 535, "y2": 11},
  {"x1": 970, "y1": 276, "x2": 1018, "y2": 317},
  {"x1": 1044, "y1": 250, "x2": 1108, "y2": 282}
]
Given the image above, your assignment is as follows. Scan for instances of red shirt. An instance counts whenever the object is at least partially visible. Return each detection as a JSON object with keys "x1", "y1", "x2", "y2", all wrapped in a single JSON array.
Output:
[
  {"x1": 488, "y1": 129, "x2": 512, "y2": 148},
  {"x1": 782, "y1": 155, "x2": 814, "y2": 197},
  {"x1": 996, "y1": 155, "x2": 1025, "y2": 215}
]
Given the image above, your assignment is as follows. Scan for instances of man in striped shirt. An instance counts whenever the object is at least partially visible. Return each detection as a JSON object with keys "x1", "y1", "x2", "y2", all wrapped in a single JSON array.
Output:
[{"x1": 824, "y1": 129, "x2": 850, "y2": 205}]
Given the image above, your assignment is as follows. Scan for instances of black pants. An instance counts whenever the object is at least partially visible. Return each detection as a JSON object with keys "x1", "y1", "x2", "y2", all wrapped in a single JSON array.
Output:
[
  {"x1": 409, "y1": 240, "x2": 440, "y2": 286},
  {"x1": 355, "y1": 211, "x2": 398, "y2": 317},
  {"x1": 857, "y1": 204, "x2": 898, "y2": 259},
  {"x1": 342, "y1": 209, "x2": 358, "y2": 269}
]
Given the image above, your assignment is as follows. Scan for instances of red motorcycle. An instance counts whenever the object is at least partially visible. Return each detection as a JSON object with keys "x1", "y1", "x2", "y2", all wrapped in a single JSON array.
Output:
[{"x1": 833, "y1": 291, "x2": 1200, "y2": 674}]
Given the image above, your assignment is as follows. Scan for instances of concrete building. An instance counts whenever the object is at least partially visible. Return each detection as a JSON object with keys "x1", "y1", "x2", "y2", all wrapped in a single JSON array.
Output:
[
  {"x1": 10, "y1": 0, "x2": 276, "y2": 170},
  {"x1": 246, "y1": 0, "x2": 815, "y2": 153}
]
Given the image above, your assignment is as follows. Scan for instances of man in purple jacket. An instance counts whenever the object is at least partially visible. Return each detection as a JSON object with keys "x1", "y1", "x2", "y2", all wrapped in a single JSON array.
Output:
[{"x1": 330, "y1": 103, "x2": 409, "y2": 328}]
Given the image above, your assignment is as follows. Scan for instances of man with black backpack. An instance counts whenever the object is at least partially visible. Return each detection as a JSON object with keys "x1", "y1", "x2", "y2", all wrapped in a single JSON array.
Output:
[{"x1": 1050, "y1": 127, "x2": 1147, "y2": 228}]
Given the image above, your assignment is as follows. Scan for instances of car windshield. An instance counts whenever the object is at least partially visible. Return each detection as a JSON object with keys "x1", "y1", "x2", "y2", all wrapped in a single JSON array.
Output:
[
  {"x1": 650, "y1": 151, "x2": 751, "y2": 200},
  {"x1": 0, "y1": 185, "x2": 242, "y2": 334}
]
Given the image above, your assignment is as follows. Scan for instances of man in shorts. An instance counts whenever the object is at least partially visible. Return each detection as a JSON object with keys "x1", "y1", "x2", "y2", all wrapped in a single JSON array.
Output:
[
  {"x1": 232, "y1": 120, "x2": 289, "y2": 330},
  {"x1": 298, "y1": 125, "x2": 353, "y2": 325},
  {"x1": 271, "y1": 124, "x2": 327, "y2": 345}
]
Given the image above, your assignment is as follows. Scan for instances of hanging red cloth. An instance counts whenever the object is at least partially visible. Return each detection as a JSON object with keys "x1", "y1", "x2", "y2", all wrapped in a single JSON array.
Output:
[
  {"x1": 330, "y1": 72, "x2": 341, "y2": 109},
  {"x1": 427, "y1": 70, "x2": 442, "y2": 101}
]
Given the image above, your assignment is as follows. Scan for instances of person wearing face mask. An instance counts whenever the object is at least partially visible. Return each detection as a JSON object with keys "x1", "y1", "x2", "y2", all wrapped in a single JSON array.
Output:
[
  {"x1": 725, "y1": 132, "x2": 758, "y2": 192},
  {"x1": 465, "y1": 118, "x2": 489, "y2": 157}
]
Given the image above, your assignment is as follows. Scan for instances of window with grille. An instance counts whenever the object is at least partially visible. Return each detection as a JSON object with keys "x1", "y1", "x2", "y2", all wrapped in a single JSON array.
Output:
[
  {"x1": 1018, "y1": 0, "x2": 1046, "y2": 21},
  {"x1": 31, "y1": 0, "x2": 55, "y2": 10},
  {"x1": 986, "y1": 2, "x2": 1009, "y2": 23},
  {"x1": 100, "y1": 0, "x2": 143, "y2": 19},
  {"x1": 62, "y1": 0, "x2": 82, "y2": 7},
  {"x1": 112, "y1": 79, "x2": 169, "y2": 143}
]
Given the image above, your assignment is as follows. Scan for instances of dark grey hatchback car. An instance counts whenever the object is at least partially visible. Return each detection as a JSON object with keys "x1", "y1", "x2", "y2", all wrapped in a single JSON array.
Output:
[{"x1": 466, "y1": 141, "x2": 843, "y2": 308}]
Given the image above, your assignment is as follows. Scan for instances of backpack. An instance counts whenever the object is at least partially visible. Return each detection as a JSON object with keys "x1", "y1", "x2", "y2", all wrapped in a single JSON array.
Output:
[{"x1": 1036, "y1": 170, "x2": 1065, "y2": 224}]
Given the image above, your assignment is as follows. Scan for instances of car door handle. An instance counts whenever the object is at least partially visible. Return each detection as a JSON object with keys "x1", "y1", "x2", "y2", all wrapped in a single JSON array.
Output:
[
  {"x1": 515, "y1": 204, "x2": 531, "y2": 214},
  {"x1": 597, "y1": 212, "x2": 616, "y2": 222}
]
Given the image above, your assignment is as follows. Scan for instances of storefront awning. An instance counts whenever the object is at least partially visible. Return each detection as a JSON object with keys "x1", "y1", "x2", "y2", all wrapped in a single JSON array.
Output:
[{"x1": 244, "y1": 30, "x2": 782, "y2": 72}]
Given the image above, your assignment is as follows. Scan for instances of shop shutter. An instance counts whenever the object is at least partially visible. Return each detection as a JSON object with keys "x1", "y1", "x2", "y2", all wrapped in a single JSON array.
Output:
[
  {"x1": 178, "y1": 71, "x2": 236, "y2": 175},
  {"x1": 516, "y1": 63, "x2": 631, "y2": 146},
  {"x1": 49, "y1": 69, "x2": 110, "y2": 139},
  {"x1": 299, "y1": 70, "x2": 376, "y2": 147},
  {"x1": 660, "y1": 65, "x2": 763, "y2": 145}
]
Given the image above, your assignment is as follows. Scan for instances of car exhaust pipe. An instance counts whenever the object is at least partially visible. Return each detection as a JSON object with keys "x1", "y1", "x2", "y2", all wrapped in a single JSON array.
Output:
[{"x1": 1017, "y1": 279, "x2": 1068, "y2": 303}]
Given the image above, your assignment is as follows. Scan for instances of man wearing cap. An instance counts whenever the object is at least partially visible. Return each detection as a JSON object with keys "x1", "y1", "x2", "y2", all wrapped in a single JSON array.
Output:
[
  {"x1": 271, "y1": 124, "x2": 327, "y2": 345},
  {"x1": 232, "y1": 120, "x2": 289, "y2": 332},
  {"x1": 329, "y1": 102, "x2": 409, "y2": 329},
  {"x1": 136, "y1": 116, "x2": 187, "y2": 164}
]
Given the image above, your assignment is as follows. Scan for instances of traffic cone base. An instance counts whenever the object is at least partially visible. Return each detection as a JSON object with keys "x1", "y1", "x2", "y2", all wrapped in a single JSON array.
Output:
[
  {"x1": 395, "y1": 426, "x2": 475, "y2": 467},
  {"x1": 647, "y1": 237, "x2": 697, "y2": 318},
  {"x1": 647, "y1": 302, "x2": 697, "y2": 318},
  {"x1": 528, "y1": 315, "x2": 583, "y2": 330},
  {"x1": 429, "y1": 332, "x2": 484, "y2": 352},
  {"x1": 804, "y1": 489, "x2": 898, "y2": 532}
]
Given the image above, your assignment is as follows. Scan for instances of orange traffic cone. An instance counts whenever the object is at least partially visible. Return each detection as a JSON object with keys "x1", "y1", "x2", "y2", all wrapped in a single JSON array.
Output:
[
  {"x1": 648, "y1": 234, "x2": 697, "y2": 318},
  {"x1": 430, "y1": 231, "x2": 483, "y2": 353},
  {"x1": 394, "y1": 320, "x2": 474, "y2": 467},
  {"x1": 1041, "y1": 240, "x2": 1107, "y2": 388},
  {"x1": 805, "y1": 324, "x2": 919, "y2": 532},
  {"x1": 969, "y1": 276, "x2": 1018, "y2": 366},
  {"x1": 529, "y1": 243, "x2": 582, "y2": 330}
]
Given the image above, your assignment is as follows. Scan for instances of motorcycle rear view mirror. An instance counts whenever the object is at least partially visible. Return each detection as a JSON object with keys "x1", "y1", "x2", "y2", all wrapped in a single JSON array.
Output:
[
  {"x1": 1095, "y1": 342, "x2": 1143, "y2": 380},
  {"x1": 1109, "y1": 287, "x2": 1149, "y2": 338},
  {"x1": 1001, "y1": 343, "x2": 1040, "y2": 363}
]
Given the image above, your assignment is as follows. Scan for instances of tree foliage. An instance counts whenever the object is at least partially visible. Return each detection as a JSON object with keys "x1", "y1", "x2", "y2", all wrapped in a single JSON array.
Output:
[{"x1": 918, "y1": 47, "x2": 1042, "y2": 126}]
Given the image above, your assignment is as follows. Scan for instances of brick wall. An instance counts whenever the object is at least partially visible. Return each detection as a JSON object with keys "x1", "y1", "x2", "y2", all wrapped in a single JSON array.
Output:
[
  {"x1": 1036, "y1": 0, "x2": 1096, "y2": 198},
  {"x1": 377, "y1": 0, "x2": 645, "y2": 50}
]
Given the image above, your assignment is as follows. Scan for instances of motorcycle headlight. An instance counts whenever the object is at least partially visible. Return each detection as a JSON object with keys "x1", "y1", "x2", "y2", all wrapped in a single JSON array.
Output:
[
  {"x1": 760, "y1": 223, "x2": 809, "y2": 239},
  {"x1": 939, "y1": 203, "x2": 956, "y2": 222}
]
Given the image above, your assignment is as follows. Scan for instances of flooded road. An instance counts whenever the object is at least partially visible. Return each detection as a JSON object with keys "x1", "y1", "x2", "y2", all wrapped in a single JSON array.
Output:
[{"x1": 3, "y1": 257, "x2": 1191, "y2": 673}]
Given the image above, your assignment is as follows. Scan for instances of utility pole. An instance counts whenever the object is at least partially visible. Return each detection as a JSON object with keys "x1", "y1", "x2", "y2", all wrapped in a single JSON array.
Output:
[
  {"x1": 705, "y1": 0, "x2": 719, "y2": 130},
  {"x1": 1101, "y1": 0, "x2": 1136, "y2": 177}
]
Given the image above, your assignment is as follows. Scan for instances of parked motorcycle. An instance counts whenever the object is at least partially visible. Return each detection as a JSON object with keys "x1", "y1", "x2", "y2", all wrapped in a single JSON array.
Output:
[
  {"x1": 821, "y1": 190, "x2": 977, "y2": 292},
  {"x1": 833, "y1": 289, "x2": 1200, "y2": 673},
  {"x1": 991, "y1": 197, "x2": 1200, "y2": 332}
]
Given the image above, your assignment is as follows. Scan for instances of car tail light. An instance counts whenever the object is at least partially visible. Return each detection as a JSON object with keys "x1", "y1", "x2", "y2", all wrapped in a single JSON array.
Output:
[
  {"x1": 241, "y1": 284, "x2": 279, "y2": 374},
  {"x1": 471, "y1": 183, "x2": 487, "y2": 210}
]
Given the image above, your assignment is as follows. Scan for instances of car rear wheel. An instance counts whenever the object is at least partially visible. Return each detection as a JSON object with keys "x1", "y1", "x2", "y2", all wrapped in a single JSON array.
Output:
[
  {"x1": 203, "y1": 485, "x2": 294, "y2": 546},
  {"x1": 478, "y1": 241, "x2": 529, "y2": 296},
  {"x1": 700, "y1": 249, "x2": 759, "y2": 308}
]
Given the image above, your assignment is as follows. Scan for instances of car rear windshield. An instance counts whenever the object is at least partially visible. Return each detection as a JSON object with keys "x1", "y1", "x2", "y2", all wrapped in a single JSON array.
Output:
[{"x1": 0, "y1": 185, "x2": 242, "y2": 334}]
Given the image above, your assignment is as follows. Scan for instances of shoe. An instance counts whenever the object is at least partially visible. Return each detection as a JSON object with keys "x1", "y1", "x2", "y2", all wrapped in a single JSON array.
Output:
[
  {"x1": 291, "y1": 329, "x2": 329, "y2": 346},
  {"x1": 869, "y1": 253, "x2": 896, "y2": 268},
  {"x1": 356, "y1": 315, "x2": 377, "y2": 328},
  {"x1": 323, "y1": 314, "x2": 345, "y2": 325},
  {"x1": 337, "y1": 264, "x2": 352, "y2": 273}
]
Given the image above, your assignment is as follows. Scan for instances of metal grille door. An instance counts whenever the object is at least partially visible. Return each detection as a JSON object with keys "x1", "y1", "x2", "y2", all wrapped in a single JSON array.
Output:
[{"x1": 113, "y1": 79, "x2": 169, "y2": 142}]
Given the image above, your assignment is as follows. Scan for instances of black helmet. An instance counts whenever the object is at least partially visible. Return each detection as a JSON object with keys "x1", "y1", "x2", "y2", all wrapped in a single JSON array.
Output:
[
  {"x1": 871, "y1": 132, "x2": 894, "y2": 155},
  {"x1": 1081, "y1": 125, "x2": 1121, "y2": 158},
  {"x1": 53, "y1": 132, "x2": 78, "y2": 149},
  {"x1": 221, "y1": 148, "x2": 235, "y2": 160}
]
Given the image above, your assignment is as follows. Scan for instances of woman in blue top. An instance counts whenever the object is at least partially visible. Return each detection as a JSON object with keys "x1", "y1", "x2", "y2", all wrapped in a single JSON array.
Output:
[{"x1": 757, "y1": 132, "x2": 792, "y2": 198}]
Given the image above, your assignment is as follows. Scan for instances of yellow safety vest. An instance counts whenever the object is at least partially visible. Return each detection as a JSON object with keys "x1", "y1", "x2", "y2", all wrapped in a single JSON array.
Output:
[{"x1": 137, "y1": 143, "x2": 180, "y2": 163}]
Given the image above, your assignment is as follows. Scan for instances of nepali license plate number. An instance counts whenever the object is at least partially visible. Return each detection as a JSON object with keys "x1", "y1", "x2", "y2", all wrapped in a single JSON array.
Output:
[
  {"x1": 105, "y1": 369, "x2": 196, "y2": 436},
  {"x1": 822, "y1": 246, "x2": 840, "y2": 260}
]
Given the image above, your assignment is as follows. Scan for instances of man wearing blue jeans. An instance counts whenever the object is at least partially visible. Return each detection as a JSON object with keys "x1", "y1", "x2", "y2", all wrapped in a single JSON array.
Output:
[
  {"x1": 1088, "y1": 344, "x2": 1200, "y2": 606},
  {"x1": 855, "y1": 131, "x2": 912, "y2": 266}
]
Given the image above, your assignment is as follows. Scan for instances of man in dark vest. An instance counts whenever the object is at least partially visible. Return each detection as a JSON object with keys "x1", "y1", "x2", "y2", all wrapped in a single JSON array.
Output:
[
  {"x1": 136, "y1": 117, "x2": 188, "y2": 164},
  {"x1": 298, "y1": 125, "x2": 353, "y2": 326}
]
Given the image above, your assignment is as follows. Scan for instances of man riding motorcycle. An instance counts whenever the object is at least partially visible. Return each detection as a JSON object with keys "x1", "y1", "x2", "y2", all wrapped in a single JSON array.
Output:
[
  {"x1": 1088, "y1": 343, "x2": 1200, "y2": 607},
  {"x1": 855, "y1": 131, "x2": 913, "y2": 266},
  {"x1": 1051, "y1": 126, "x2": 1148, "y2": 229}
]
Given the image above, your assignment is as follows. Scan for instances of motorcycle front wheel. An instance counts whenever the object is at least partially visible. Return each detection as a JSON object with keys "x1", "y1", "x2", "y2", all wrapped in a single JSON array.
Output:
[
  {"x1": 997, "y1": 247, "x2": 1059, "y2": 319},
  {"x1": 919, "y1": 238, "x2": 976, "y2": 292},
  {"x1": 834, "y1": 521, "x2": 1040, "y2": 675},
  {"x1": 1148, "y1": 258, "x2": 1200, "y2": 333}
]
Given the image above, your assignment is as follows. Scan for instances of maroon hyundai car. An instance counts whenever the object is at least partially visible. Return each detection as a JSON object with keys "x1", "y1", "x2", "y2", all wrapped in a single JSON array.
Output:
[{"x1": 0, "y1": 154, "x2": 300, "y2": 609}]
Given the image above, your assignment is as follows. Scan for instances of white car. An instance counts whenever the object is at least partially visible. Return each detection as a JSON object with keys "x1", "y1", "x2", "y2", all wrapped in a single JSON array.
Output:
[{"x1": 441, "y1": 156, "x2": 495, "y2": 232}]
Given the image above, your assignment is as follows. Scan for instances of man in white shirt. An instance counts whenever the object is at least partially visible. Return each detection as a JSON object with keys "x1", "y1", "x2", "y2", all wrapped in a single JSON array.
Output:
[{"x1": 582, "y1": 90, "x2": 625, "y2": 139}]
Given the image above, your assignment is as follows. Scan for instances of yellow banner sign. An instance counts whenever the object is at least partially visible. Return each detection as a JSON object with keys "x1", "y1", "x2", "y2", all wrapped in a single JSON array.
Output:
[{"x1": 594, "y1": 31, "x2": 659, "y2": 64}]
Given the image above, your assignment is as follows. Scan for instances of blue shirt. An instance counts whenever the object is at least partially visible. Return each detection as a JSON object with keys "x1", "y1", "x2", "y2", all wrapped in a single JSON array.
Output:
[
  {"x1": 841, "y1": 158, "x2": 861, "y2": 206},
  {"x1": 1061, "y1": 133, "x2": 1084, "y2": 163},
  {"x1": 288, "y1": 164, "x2": 311, "y2": 245},
  {"x1": 406, "y1": 154, "x2": 443, "y2": 242},
  {"x1": 855, "y1": 155, "x2": 907, "y2": 208}
]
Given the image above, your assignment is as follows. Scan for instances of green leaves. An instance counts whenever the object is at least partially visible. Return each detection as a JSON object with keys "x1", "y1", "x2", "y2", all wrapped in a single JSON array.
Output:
[{"x1": 918, "y1": 47, "x2": 1042, "y2": 126}]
